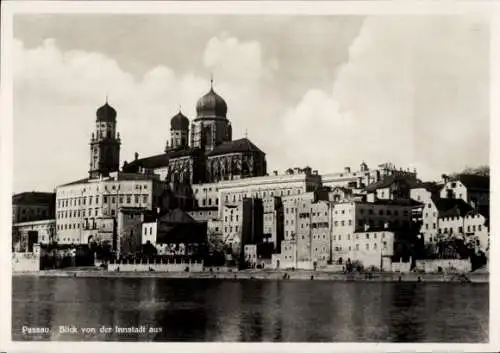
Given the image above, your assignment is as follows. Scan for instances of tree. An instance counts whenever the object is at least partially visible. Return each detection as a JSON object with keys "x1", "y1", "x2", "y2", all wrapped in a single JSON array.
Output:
[
  {"x1": 450, "y1": 165, "x2": 489, "y2": 178},
  {"x1": 142, "y1": 241, "x2": 157, "y2": 257}
]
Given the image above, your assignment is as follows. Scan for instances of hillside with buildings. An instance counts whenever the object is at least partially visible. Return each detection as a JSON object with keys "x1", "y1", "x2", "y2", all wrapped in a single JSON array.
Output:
[{"x1": 12, "y1": 85, "x2": 490, "y2": 274}]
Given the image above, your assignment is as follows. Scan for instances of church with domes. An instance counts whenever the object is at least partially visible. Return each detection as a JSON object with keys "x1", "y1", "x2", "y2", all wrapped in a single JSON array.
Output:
[{"x1": 122, "y1": 79, "x2": 267, "y2": 191}]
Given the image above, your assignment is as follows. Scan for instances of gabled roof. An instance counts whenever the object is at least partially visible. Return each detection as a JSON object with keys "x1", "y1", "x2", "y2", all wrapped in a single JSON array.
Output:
[
  {"x1": 433, "y1": 198, "x2": 473, "y2": 218},
  {"x1": 453, "y1": 174, "x2": 490, "y2": 191},
  {"x1": 158, "y1": 208, "x2": 197, "y2": 224},
  {"x1": 206, "y1": 138, "x2": 264, "y2": 157}
]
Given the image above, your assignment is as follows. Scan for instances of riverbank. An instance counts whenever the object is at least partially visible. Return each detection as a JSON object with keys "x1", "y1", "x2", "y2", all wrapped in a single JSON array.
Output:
[{"x1": 13, "y1": 269, "x2": 489, "y2": 283}]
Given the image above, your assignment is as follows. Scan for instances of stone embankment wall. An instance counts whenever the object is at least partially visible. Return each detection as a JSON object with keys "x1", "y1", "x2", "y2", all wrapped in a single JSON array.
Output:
[
  {"x1": 12, "y1": 252, "x2": 40, "y2": 272},
  {"x1": 107, "y1": 262, "x2": 204, "y2": 272},
  {"x1": 415, "y1": 259, "x2": 471, "y2": 273}
]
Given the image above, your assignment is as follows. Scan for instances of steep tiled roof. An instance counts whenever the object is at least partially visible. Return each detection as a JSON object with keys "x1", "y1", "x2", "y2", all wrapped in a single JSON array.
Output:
[
  {"x1": 433, "y1": 198, "x2": 473, "y2": 218},
  {"x1": 454, "y1": 174, "x2": 490, "y2": 191},
  {"x1": 158, "y1": 208, "x2": 197, "y2": 224},
  {"x1": 206, "y1": 138, "x2": 264, "y2": 157}
]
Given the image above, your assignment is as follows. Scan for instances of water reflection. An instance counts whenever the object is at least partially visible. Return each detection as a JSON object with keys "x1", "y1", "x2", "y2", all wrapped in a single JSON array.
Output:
[{"x1": 12, "y1": 277, "x2": 488, "y2": 342}]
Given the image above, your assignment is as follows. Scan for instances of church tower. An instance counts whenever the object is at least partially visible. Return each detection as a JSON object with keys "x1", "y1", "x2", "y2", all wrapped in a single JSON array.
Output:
[
  {"x1": 89, "y1": 100, "x2": 121, "y2": 179},
  {"x1": 192, "y1": 78, "x2": 232, "y2": 151},
  {"x1": 166, "y1": 109, "x2": 189, "y2": 151}
]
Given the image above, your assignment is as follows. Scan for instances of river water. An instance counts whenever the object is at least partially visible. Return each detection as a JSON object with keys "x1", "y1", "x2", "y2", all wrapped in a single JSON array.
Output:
[{"x1": 12, "y1": 276, "x2": 488, "y2": 342}]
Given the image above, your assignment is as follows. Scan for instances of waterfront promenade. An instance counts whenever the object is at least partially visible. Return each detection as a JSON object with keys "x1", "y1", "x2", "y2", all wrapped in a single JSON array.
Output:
[{"x1": 13, "y1": 268, "x2": 489, "y2": 283}]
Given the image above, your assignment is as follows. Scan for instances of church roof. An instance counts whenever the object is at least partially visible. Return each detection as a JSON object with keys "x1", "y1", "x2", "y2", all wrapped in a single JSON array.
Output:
[
  {"x1": 123, "y1": 148, "x2": 201, "y2": 172},
  {"x1": 196, "y1": 86, "x2": 227, "y2": 119},
  {"x1": 206, "y1": 138, "x2": 265, "y2": 157},
  {"x1": 96, "y1": 102, "x2": 116, "y2": 122},
  {"x1": 170, "y1": 111, "x2": 189, "y2": 130}
]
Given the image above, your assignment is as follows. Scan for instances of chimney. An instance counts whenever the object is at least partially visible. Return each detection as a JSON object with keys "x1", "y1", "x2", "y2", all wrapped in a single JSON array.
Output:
[
  {"x1": 345, "y1": 167, "x2": 351, "y2": 173},
  {"x1": 135, "y1": 152, "x2": 139, "y2": 161},
  {"x1": 273, "y1": 170, "x2": 278, "y2": 176}
]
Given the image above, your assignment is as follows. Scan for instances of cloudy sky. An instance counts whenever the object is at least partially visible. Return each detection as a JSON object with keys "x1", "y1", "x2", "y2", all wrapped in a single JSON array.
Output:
[{"x1": 13, "y1": 14, "x2": 489, "y2": 193}]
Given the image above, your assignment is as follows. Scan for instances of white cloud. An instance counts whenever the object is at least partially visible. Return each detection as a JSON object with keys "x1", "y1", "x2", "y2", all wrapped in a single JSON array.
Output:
[
  {"x1": 275, "y1": 16, "x2": 489, "y2": 180},
  {"x1": 13, "y1": 35, "x2": 275, "y2": 192},
  {"x1": 203, "y1": 34, "x2": 263, "y2": 84},
  {"x1": 13, "y1": 16, "x2": 489, "y2": 193}
]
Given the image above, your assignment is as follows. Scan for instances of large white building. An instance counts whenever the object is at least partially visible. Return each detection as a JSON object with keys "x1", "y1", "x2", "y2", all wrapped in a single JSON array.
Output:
[
  {"x1": 56, "y1": 172, "x2": 168, "y2": 245},
  {"x1": 322, "y1": 162, "x2": 417, "y2": 190}
]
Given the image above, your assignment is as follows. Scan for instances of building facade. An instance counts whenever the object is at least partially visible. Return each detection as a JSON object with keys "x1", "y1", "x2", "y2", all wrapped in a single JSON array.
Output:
[
  {"x1": 440, "y1": 174, "x2": 489, "y2": 208},
  {"x1": 322, "y1": 162, "x2": 417, "y2": 190},
  {"x1": 12, "y1": 219, "x2": 56, "y2": 252},
  {"x1": 12, "y1": 192, "x2": 55, "y2": 223}
]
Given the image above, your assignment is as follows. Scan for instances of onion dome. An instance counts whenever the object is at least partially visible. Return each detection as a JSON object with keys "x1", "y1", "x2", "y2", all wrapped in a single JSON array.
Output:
[
  {"x1": 170, "y1": 110, "x2": 189, "y2": 130},
  {"x1": 96, "y1": 102, "x2": 116, "y2": 122},
  {"x1": 196, "y1": 81, "x2": 227, "y2": 118}
]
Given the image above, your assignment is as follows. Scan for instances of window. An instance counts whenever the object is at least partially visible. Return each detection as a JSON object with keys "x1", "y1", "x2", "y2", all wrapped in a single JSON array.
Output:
[
  {"x1": 473, "y1": 225, "x2": 476, "y2": 231},
  {"x1": 478, "y1": 225, "x2": 482, "y2": 231},
  {"x1": 348, "y1": 220, "x2": 352, "y2": 226},
  {"x1": 356, "y1": 244, "x2": 359, "y2": 250},
  {"x1": 135, "y1": 195, "x2": 139, "y2": 203},
  {"x1": 112, "y1": 197, "x2": 116, "y2": 204},
  {"x1": 127, "y1": 196, "x2": 131, "y2": 204},
  {"x1": 103, "y1": 196, "x2": 108, "y2": 203},
  {"x1": 89, "y1": 196, "x2": 93, "y2": 205},
  {"x1": 366, "y1": 234, "x2": 369, "y2": 239},
  {"x1": 341, "y1": 221, "x2": 344, "y2": 226},
  {"x1": 111, "y1": 210, "x2": 115, "y2": 216},
  {"x1": 338, "y1": 235, "x2": 342, "y2": 241}
]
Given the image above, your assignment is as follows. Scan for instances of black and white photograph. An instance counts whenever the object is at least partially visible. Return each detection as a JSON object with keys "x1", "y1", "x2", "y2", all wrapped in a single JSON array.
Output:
[{"x1": 1, "y1": 0, "x2": 498, "y2": 351}]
